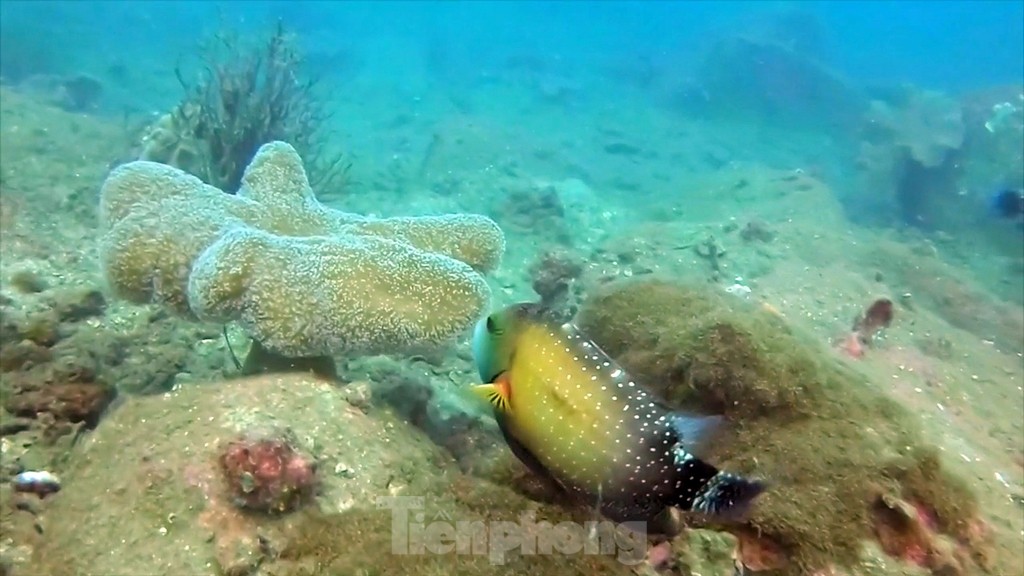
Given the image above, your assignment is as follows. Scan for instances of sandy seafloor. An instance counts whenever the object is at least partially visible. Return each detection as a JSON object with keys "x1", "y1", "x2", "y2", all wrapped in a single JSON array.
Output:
[{"x1": 0, "y1": 67, "x2": 1021, "y2": 576}]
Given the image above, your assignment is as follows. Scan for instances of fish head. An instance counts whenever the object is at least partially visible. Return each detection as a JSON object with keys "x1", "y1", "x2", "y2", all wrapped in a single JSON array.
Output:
[
  {"x1": 988, "y1": 188, "x2": 1024, "y2": 219},
  {"x1": 471, "y1": 302, "x2": 543, "y2": 383}
]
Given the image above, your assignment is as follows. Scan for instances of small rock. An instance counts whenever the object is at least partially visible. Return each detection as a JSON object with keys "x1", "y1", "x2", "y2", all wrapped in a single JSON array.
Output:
[
  {"x1": 898, "y1": 292, "x2": 915, "y2": 311},
  {"x1": 49, "y1": 353, "x2": 98, "y2": 384},
  {"x1": 740, "y1": 219, "x2": 775, "y2": 243},
  {"x1": 59, "y1": 74, "x2": 104, "y2": 112},
  {"x1": 52, "y1": 288, "x2": 106, "y2": 323},
  {"x1": 215, "y1": 532, "x2": 263, "y2": 576},
  {"x1": 4, "y1": 382, "x2": 116, "y2": 428},
  {"x1": 0, "y1": 339, "x2": 53, "y2": 372},
  {"x1": 341, "y1": 380, "x2": 373, "y2": 412},
  {"x1": 1010, "y1": 493, "x2": 1024, "y2": 509},
  {"x1": 0, "y1": 542, "x2": 34, "y2": 576},
  {"x1": 0, "y1": 415, "x2": 34, "y2": 436},
  {"x1": 14, "y1": 309, "x2": 59, "y2": 344},
  {"x1": 16, "y1": 311, "x2": 61, "y2": 347},
  {"x1": 13, "y1": 494, "x2": 43, "y2": 514},
  {"x1": 334, "y1": 462, "x2": 355, "y2": 478},
  {"x1": 8, "y1": 269, "x2": 48, "y2": 294},
  {"x1": 13, "y1": 470, "x2": 61, "y2": 497},
  {"x1": 0, "y1": 310, "x2": 21, "y2": 346}
]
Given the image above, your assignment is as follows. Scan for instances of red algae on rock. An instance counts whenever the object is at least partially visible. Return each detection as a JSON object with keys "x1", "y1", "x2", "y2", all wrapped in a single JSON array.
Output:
[{"x1": 219, "y1": 431, "x2": 318, "y2": 514}]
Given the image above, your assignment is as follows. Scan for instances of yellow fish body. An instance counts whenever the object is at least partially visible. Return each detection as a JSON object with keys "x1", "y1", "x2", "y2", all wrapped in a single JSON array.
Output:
[{"x1": 471, "y1": 303, "x2": 765, "y2": 532}]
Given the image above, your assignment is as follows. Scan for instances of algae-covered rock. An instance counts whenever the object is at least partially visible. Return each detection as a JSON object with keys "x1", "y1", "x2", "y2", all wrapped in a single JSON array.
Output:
[
  {"x1": 577, "y1": 280, "x2": 1006, "y2": 575},
  {"x1": 35, "y1": 374, "x2": 639, "y2": 576}
]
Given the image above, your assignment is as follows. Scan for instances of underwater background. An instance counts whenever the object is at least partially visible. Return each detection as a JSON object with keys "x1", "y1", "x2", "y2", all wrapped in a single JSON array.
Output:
[{"x1": 0, "y1": 1, "x2": 1022, "y2": 575}]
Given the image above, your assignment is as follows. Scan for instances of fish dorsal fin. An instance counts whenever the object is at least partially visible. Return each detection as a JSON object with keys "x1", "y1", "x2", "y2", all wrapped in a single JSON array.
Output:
[
  {"x1": 669, "y1": 413, "x2": 724, "y2": 457},
  {"x1": 560, "y1": 321, "x2": 619, "y2": 365},
  {"x1": 471, "y1": 372, "x2": 512, "y2": 414}
]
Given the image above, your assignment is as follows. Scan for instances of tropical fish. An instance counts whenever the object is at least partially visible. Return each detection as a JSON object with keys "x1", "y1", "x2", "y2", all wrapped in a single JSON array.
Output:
[
  {"x1": 989, "y1": 188, "x2": 1024, "y2": 219},
  {"x1": 470, "y1": 303, "x2": 766, "y2": 534}
]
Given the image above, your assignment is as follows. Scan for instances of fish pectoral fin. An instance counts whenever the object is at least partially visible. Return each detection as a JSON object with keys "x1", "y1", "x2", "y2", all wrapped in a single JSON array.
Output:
[
  {"x1": 469, "y1": 383, "x2": 504, "y2": 410},
  {"x1": 469, "y1": 374, "x2": 511, "y2": 414}
]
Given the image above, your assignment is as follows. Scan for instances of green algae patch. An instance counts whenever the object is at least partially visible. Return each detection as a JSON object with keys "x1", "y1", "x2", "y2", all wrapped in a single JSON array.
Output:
[{"x1": 576, "y1": 279, "x2": 993, "y2": 575}]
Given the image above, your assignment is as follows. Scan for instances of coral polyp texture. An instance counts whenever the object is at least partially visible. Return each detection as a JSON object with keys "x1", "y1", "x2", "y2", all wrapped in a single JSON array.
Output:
[{"x1": 98, "y1": 141, "x2": 505, "y2": 357}]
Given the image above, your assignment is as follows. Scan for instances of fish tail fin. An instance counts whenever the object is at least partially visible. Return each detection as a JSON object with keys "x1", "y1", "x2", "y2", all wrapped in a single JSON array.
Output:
[
  {"x1": 690, "y1": 471, "x2": 767, "y2": 520},
  {"x1": 670, "y1": 453, "x2": 766, "y2": 520}
]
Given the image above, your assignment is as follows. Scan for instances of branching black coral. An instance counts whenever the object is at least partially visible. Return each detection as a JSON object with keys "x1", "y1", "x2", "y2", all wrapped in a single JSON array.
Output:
[{"x1": 145, "y1": 20, "x2": 350, "y2": 194}]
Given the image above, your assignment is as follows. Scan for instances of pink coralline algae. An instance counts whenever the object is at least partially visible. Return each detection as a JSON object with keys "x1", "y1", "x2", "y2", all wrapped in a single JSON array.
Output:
[{"x1": 218, "y1": 432, "x2": 318, "y2": 513}]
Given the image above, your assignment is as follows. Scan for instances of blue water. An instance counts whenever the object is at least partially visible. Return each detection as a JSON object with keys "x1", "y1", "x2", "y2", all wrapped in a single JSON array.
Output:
[{"x1": 4, "y1": 1, "x2": 1022, "y2": 99}]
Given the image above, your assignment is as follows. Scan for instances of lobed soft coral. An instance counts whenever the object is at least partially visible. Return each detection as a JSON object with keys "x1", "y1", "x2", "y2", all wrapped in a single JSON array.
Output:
[{"x1": 99, "y1": 141, "x2": 505, "y2": 361}]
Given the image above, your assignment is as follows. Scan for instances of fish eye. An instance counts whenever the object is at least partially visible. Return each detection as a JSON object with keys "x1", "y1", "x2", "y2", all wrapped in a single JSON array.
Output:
[{"x1": 486, "y1": 316, "x2": 505, "y2": 335}]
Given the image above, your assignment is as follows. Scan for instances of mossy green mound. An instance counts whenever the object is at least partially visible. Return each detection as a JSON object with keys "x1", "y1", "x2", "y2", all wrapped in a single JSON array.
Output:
[{"x1": 577, "y1": 280, "x2": 990, "y2": 575}]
